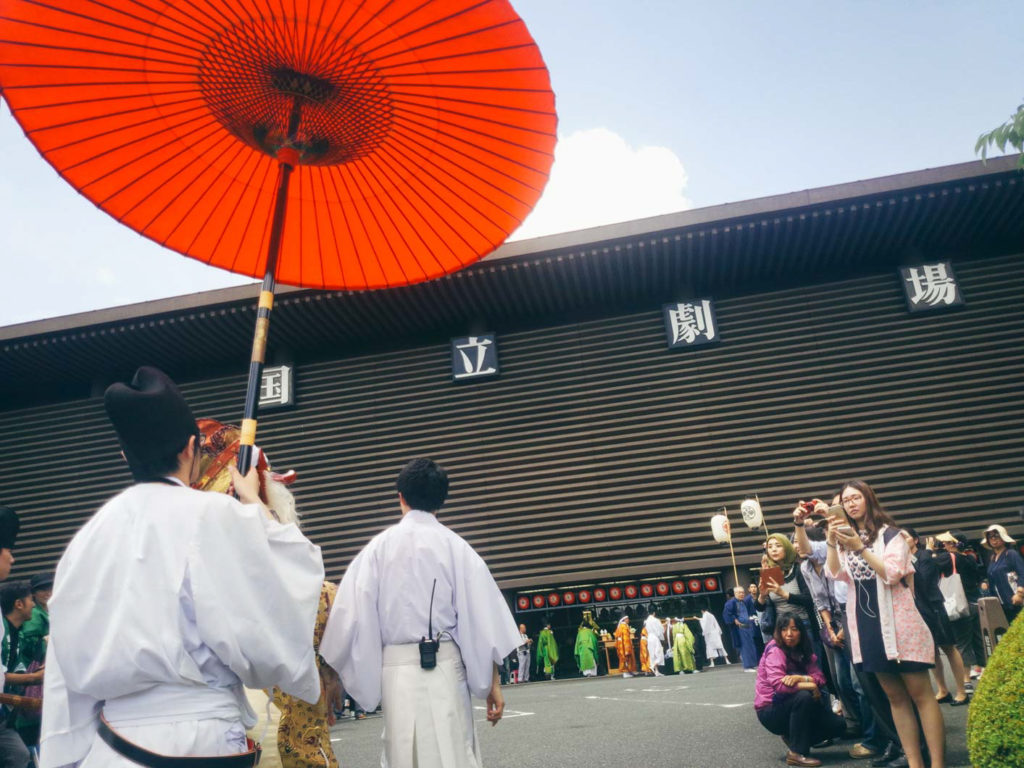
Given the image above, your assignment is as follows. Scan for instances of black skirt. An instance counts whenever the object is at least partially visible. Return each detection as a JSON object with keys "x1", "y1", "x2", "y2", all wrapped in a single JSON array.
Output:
[{"x1": 853, "y1": 576, "x2": 932, "y2": 675}]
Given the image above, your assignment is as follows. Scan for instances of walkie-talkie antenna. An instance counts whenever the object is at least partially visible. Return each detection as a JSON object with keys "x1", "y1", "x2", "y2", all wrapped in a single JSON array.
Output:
[{"x1": 428, "y1": 578, "x2": 437, "y2": 640}]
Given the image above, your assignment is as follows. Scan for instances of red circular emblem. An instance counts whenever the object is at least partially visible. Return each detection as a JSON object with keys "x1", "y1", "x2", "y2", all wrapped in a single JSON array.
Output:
[
  {"x1": 624, "y1": 585, "x2": 638, "y2": 599},
  {"x1": 563, "y1": 591, "x2": 576, "y2": 604},
  {"x1": 548, "y1": 592, "x2": 560, "y2": 606},
  {"x1": 704, "y1": 577, "x2": 719, "y2": 591},
  {"x1": 609, "y1": 586, "x2": 623, "y2": 600},
  {"x1": 656, "y1": 582, "x2": 669, "y2": 595},
  {"x1": 578, "y1": 590, "x2": 592, "y2": 603},
  {"x1": 640, "y1": 584, "x2": 654, "y2": 597},
  {"x1": 594, "y1": 588, "x2": 607, "y2": 602},
  {"x1": 688, "y1": 579, "x2": 703, "y2": 592},
  {"x1": 517, "y1": 596, "x2": 530, "y2": 611},
  {"x1": 672, "y1": 580, "x2": 686, "y2": 594},
  {"x1": 532, "y1": 595, "x2": 545, "y2": 608}
]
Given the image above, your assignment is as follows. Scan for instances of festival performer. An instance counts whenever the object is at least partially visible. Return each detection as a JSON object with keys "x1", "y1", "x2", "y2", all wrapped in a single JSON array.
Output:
[
  {"x1": 639, "y1": 626, "x2": 651, "y2": 675},
  {"x1": 19, "y1": 572, "x2": 52, "y2": 666},
  {"x1": 575, "y1": 620, "x2": 599, "y2": 677},
  {"x1": 723, "y1": 586, "x2": 759, "y2": 671},
  {"x1": 614, "y1": 615, "x2": 637, "y2": 678},
  {"x1": 643, "y1": 610, "x2": 666, "y2": 676},
  {"x1": 39, "y1": 367, "x2": 325, "y2": 768},
  {"x1": 671, "y1": 618, "x2": 697, "y2": 674},
  {"x1": 192, "y1": 418, "x2": 342, "y2": 768},
  {"x1": 516, "y1": 624, "x2": 532, "y2": 683},
  {"x1": 320, "y1": 458, "x2": 520, "y2": 768},
  {"x1": 699, "y1": 606, "x2": 730, "y2": 665},
  {"x1": 537, "y1": 622, "x2": 559, "y2": 680},
  {"x1": 0, "y1": 506, "x2": 33, "y2": 767}
]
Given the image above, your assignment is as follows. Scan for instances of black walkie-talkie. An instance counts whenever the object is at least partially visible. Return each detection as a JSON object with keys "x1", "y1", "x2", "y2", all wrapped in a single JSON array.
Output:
[{"x1": 419, "y1": 579, "x2": 439, "y2": 670}]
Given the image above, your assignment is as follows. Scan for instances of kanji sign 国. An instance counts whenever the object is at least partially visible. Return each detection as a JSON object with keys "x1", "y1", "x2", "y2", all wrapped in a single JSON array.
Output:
[{"x1": 259, "y1": 365, "x2": 294, "y2": 409}]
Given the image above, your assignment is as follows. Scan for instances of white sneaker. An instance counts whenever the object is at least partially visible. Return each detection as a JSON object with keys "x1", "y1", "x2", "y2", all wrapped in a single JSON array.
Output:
[
  {"x1": 744, "y1": 668, "x2": 757, "y2": 673},
  {"x1": 622, "y1": 672, "x2": 634, "y2": 678}
]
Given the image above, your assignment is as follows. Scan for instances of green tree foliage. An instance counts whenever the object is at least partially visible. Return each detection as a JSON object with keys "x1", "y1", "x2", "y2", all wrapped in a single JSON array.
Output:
[
  {"x1": 976, "y1": 103, "x2": 1024, "y2": 168},
  {"x1": 967, "y1": 613, "x2": 1024, "y2": 767}
]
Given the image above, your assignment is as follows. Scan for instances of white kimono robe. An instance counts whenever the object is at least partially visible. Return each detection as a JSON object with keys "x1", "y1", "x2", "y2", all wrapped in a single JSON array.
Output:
[
  {"x1": 320, "y1": 509, "x2": 521, "y2": 768},
  {"x1": 700, "y1": 610, "x2": 728, "y2": 657},
  {"x1": 643, "y1": 615, "x2": 665, "y2": 668},
  {"x1": 40, "y1": 482, "x2": 324, "y2": 768}
]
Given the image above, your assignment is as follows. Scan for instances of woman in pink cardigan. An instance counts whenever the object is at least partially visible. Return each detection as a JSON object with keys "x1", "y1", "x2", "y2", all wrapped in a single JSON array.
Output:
[{"x1": 825, "y1": 479, "x2": 945, "y2": 768}]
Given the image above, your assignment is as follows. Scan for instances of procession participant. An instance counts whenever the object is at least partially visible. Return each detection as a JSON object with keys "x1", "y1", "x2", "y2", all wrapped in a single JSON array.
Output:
[
  {"x1": 671, "y1": 617, "x2": 697, "y2": 674},
  {"x1": 192, "y1": 418, "x2": 342, "y2": 768},
  {"x1": 19, "y1": 572, "x2": 52, "y2": 666},
  {"x1": 537, "y1": 622, "x2": 559, "y2": 680},
  {"x1": 516, "y1": 624, "x2": 532, "y2": 683},
  {"x1": 319, "y1": 458, "x2": 520, "y2": 768},
  {"x1": 39, "y1": 367, "x2": 325, "y2": 768},
  {"x1": 724, "y1": 587, "x2": 759, "y2": 671},
  {"x1": 614, "y1": 615, "x2": 637, "y2": 678},
  {"x1": 575, "y1": 620, "x2": 599, "y2": 677},
  {"x1": 643, "y1": 609, "x2": 666, "y2": 676},
  {"x1": 699, "y1": 606, "x2": 730, "y2": 665},
  {"x1": 639, "y1": 626, "x2": 651, "y2": 675}
]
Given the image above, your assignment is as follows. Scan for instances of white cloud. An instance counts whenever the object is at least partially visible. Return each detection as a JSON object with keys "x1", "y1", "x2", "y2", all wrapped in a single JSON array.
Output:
[{"x1": 511, "y1": 127, "x2": 691, "y2": 240}]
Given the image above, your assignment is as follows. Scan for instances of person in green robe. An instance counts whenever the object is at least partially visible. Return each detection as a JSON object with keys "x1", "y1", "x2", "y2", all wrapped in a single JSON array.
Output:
[
  {"x1": 536, "y1": 622, "x2": 559, "y2": 680},
  {"x1": 671, "y1": 618, "x2": 697, "y2": 674},
  {"x1": 575, "y1": 621, "x2": 599, "y2": 677},
  {"x1": 19, "y1": 571, "x2": 53, "y2": 665}
]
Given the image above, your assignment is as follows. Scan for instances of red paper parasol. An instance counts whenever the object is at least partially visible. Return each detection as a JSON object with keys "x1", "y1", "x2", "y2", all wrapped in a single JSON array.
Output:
[{"x1": 0, "y1": 0, "x2": 556, "y2": 467}]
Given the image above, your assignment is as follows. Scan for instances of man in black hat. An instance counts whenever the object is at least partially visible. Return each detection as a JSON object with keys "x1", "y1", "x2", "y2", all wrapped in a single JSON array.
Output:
[
  {"x1": 19, "y1": 572, "x2": 53, "y2": 666},
  {"x1": 40, "y1": 367, "x2": 325, "y2": 768}
]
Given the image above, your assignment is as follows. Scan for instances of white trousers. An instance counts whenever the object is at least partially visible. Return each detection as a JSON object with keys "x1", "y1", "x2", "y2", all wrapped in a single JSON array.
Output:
[
  {"x1": 516, "y1": 649, "x2": 530, "y2": 682},
  {"x1": 381, "y1": 642, "x2": 480, "y2": 768},
  {"x1": 78, "y1": 719, "x2": 248, "y2": 768}
]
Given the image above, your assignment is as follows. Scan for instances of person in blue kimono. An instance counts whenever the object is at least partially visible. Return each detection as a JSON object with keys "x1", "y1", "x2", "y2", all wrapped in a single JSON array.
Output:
[{"x1": 723, "y1": 586, "x2": 759, "y2": 670}]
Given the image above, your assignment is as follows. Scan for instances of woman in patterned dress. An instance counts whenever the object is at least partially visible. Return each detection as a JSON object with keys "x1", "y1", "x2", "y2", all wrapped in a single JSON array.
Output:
[{"x1": 825, "y1": 479, "x2": 945, "y2": 768}]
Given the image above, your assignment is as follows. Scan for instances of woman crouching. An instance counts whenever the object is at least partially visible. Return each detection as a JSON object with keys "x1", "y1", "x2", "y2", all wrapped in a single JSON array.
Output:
[{"x1": 755, "y1": 615, "x2": 845, "y2": 767}]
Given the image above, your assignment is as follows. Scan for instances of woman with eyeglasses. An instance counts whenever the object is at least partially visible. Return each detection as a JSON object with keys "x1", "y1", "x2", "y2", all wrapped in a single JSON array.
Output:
[
  {"x1": 825, "y1": 480, "x2": 945, "y2": 768},
  {"x1": 980, "y1": 524, "x2": 1024, "y2": 624}
]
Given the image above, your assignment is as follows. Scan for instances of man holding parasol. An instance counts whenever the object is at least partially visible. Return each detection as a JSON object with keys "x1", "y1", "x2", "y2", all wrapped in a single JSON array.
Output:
[{"x1": 39, "y1": 367, "x2": 324, "y2": 767}]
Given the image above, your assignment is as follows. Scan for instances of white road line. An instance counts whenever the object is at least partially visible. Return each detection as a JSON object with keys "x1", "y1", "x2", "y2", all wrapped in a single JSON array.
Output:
[
  {"x1": 473, "y1": 705, "x2": 535, "y2": 719},
  {"x1": 584, "y1": 694, "x2": 748, "y2": 709}
]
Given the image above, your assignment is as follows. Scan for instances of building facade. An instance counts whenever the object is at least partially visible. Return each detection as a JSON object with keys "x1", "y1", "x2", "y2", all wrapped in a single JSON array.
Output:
[{"x1": 2, "y1": 158, "x2": 1023, "y2": 638}]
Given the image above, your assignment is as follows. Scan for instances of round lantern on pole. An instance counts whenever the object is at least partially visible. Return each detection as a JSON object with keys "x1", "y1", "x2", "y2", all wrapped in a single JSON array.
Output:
[{"x1": 711, "y1": 508, "x2": 740, "y2": 588}]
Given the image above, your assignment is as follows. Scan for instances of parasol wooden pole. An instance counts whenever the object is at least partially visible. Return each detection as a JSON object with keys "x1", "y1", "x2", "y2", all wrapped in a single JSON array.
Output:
[
  {"x1": 723, "y1": 507, "x2": 740, "y2": 587},
  {"x1": 759, "y1": 494, "x2": 772, "y2": 540},
  {"x1": 237, "y1": 145, "x2": 298, "y2": 475}
]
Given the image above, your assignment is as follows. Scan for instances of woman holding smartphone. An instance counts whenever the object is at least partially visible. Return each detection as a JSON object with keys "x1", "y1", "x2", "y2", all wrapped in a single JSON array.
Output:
[{"x1": 825, "y1": 480, "x2": 945, "y2": 768}]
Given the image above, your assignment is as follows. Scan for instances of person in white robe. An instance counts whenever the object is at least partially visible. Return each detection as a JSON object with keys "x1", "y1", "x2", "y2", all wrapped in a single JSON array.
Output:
[
  {"x1": 700, "y1": 607, "x2": 731, "y2": 665},
  {"x1": 320, "y1": 458, "x2": 521, "y2": 768},
  {"x1": 643, "y1": 611, "x2": 665, "y2": 675},
  {"x1": 39, "y1": 367, "x2": 324, "y2": 768}
]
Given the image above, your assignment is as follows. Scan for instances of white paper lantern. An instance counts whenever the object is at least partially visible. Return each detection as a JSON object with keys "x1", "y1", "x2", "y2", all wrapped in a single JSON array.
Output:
[
  {"x1": 711, "y1": 514, "x2": 731, "y2": 543},
  {"x1": 740, "y1": 497, "x2": 763, "y2": 529}
]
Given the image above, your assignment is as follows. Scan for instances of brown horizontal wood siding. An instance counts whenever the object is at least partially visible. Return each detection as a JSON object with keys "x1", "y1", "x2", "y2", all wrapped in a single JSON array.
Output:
[{"x1": 1, "y1": 252, "x2": 1022, "y2": 589}]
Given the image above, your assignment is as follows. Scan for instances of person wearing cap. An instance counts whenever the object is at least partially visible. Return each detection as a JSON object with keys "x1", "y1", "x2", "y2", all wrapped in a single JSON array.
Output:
[
  {"x1": 39, "y1": 367, "x2": 325, "y2": 768},
  {"x1": 0, "y1": 507, "x2": 34, "y2": 768},
  {"x1": 614, "y1": 614, "x2": 637, "y2": 678},
  {"x1": 981, "y1": 523, "x2": 1024, "y2": 623},
  {"x1": 932, "y1": 531, "x2": 985, "y2": 682},
  {"x1": 319, "y1": 458, "x2": 520, "y2": 768},
  {"x1": 19, "y1": 572, "x2": 53, "y2": 666}
]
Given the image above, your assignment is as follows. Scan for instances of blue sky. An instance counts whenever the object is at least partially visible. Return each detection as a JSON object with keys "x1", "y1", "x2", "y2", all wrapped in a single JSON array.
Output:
[{"x1": 1, "y1": 1, "x2": 1021, "y2": 327}]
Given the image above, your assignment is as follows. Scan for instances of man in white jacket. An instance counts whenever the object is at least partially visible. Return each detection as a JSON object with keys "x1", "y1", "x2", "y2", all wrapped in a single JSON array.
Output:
[{"x1": 40, "y1": 367, "x2": 324, "y2": 768}]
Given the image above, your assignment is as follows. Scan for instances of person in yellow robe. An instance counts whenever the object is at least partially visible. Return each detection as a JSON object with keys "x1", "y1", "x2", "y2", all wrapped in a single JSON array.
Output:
[
  {"x1": 671, "y1": 618, "x2": 697, "y2": 674},
  {"x1": 614, "y1": 616, "x2": 636, "y2": 678},
  {"x1": 639, "y1": 627, "x2": 651, "y2": 674}
]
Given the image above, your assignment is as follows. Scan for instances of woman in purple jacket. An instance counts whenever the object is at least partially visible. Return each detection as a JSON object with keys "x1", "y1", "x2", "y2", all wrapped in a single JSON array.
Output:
[{"x1": 755, "y1": 615, "x2": 845, "y2": 767}]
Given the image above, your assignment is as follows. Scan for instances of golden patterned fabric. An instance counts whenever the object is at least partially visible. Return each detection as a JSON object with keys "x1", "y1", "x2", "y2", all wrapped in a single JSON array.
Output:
[{"x1": 276, "y1": 581, "x2": 339, "y2": 768}]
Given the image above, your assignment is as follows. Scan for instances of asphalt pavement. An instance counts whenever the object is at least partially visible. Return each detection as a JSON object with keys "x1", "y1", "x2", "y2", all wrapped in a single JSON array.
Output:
[{"x1": 328, "y1": 665, "x2": 971, "y2": 767}]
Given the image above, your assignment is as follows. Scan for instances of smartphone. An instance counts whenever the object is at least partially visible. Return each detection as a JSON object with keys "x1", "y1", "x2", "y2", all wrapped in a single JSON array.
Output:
[{"x1": 827, "y1": 504, "x2": 855, "y2": 536}]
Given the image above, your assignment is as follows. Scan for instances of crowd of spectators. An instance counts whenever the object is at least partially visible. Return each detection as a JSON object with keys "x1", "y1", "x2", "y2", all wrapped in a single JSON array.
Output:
[{"x1": 748, "y1": 481, "x2": 1024, "y2": 768}]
